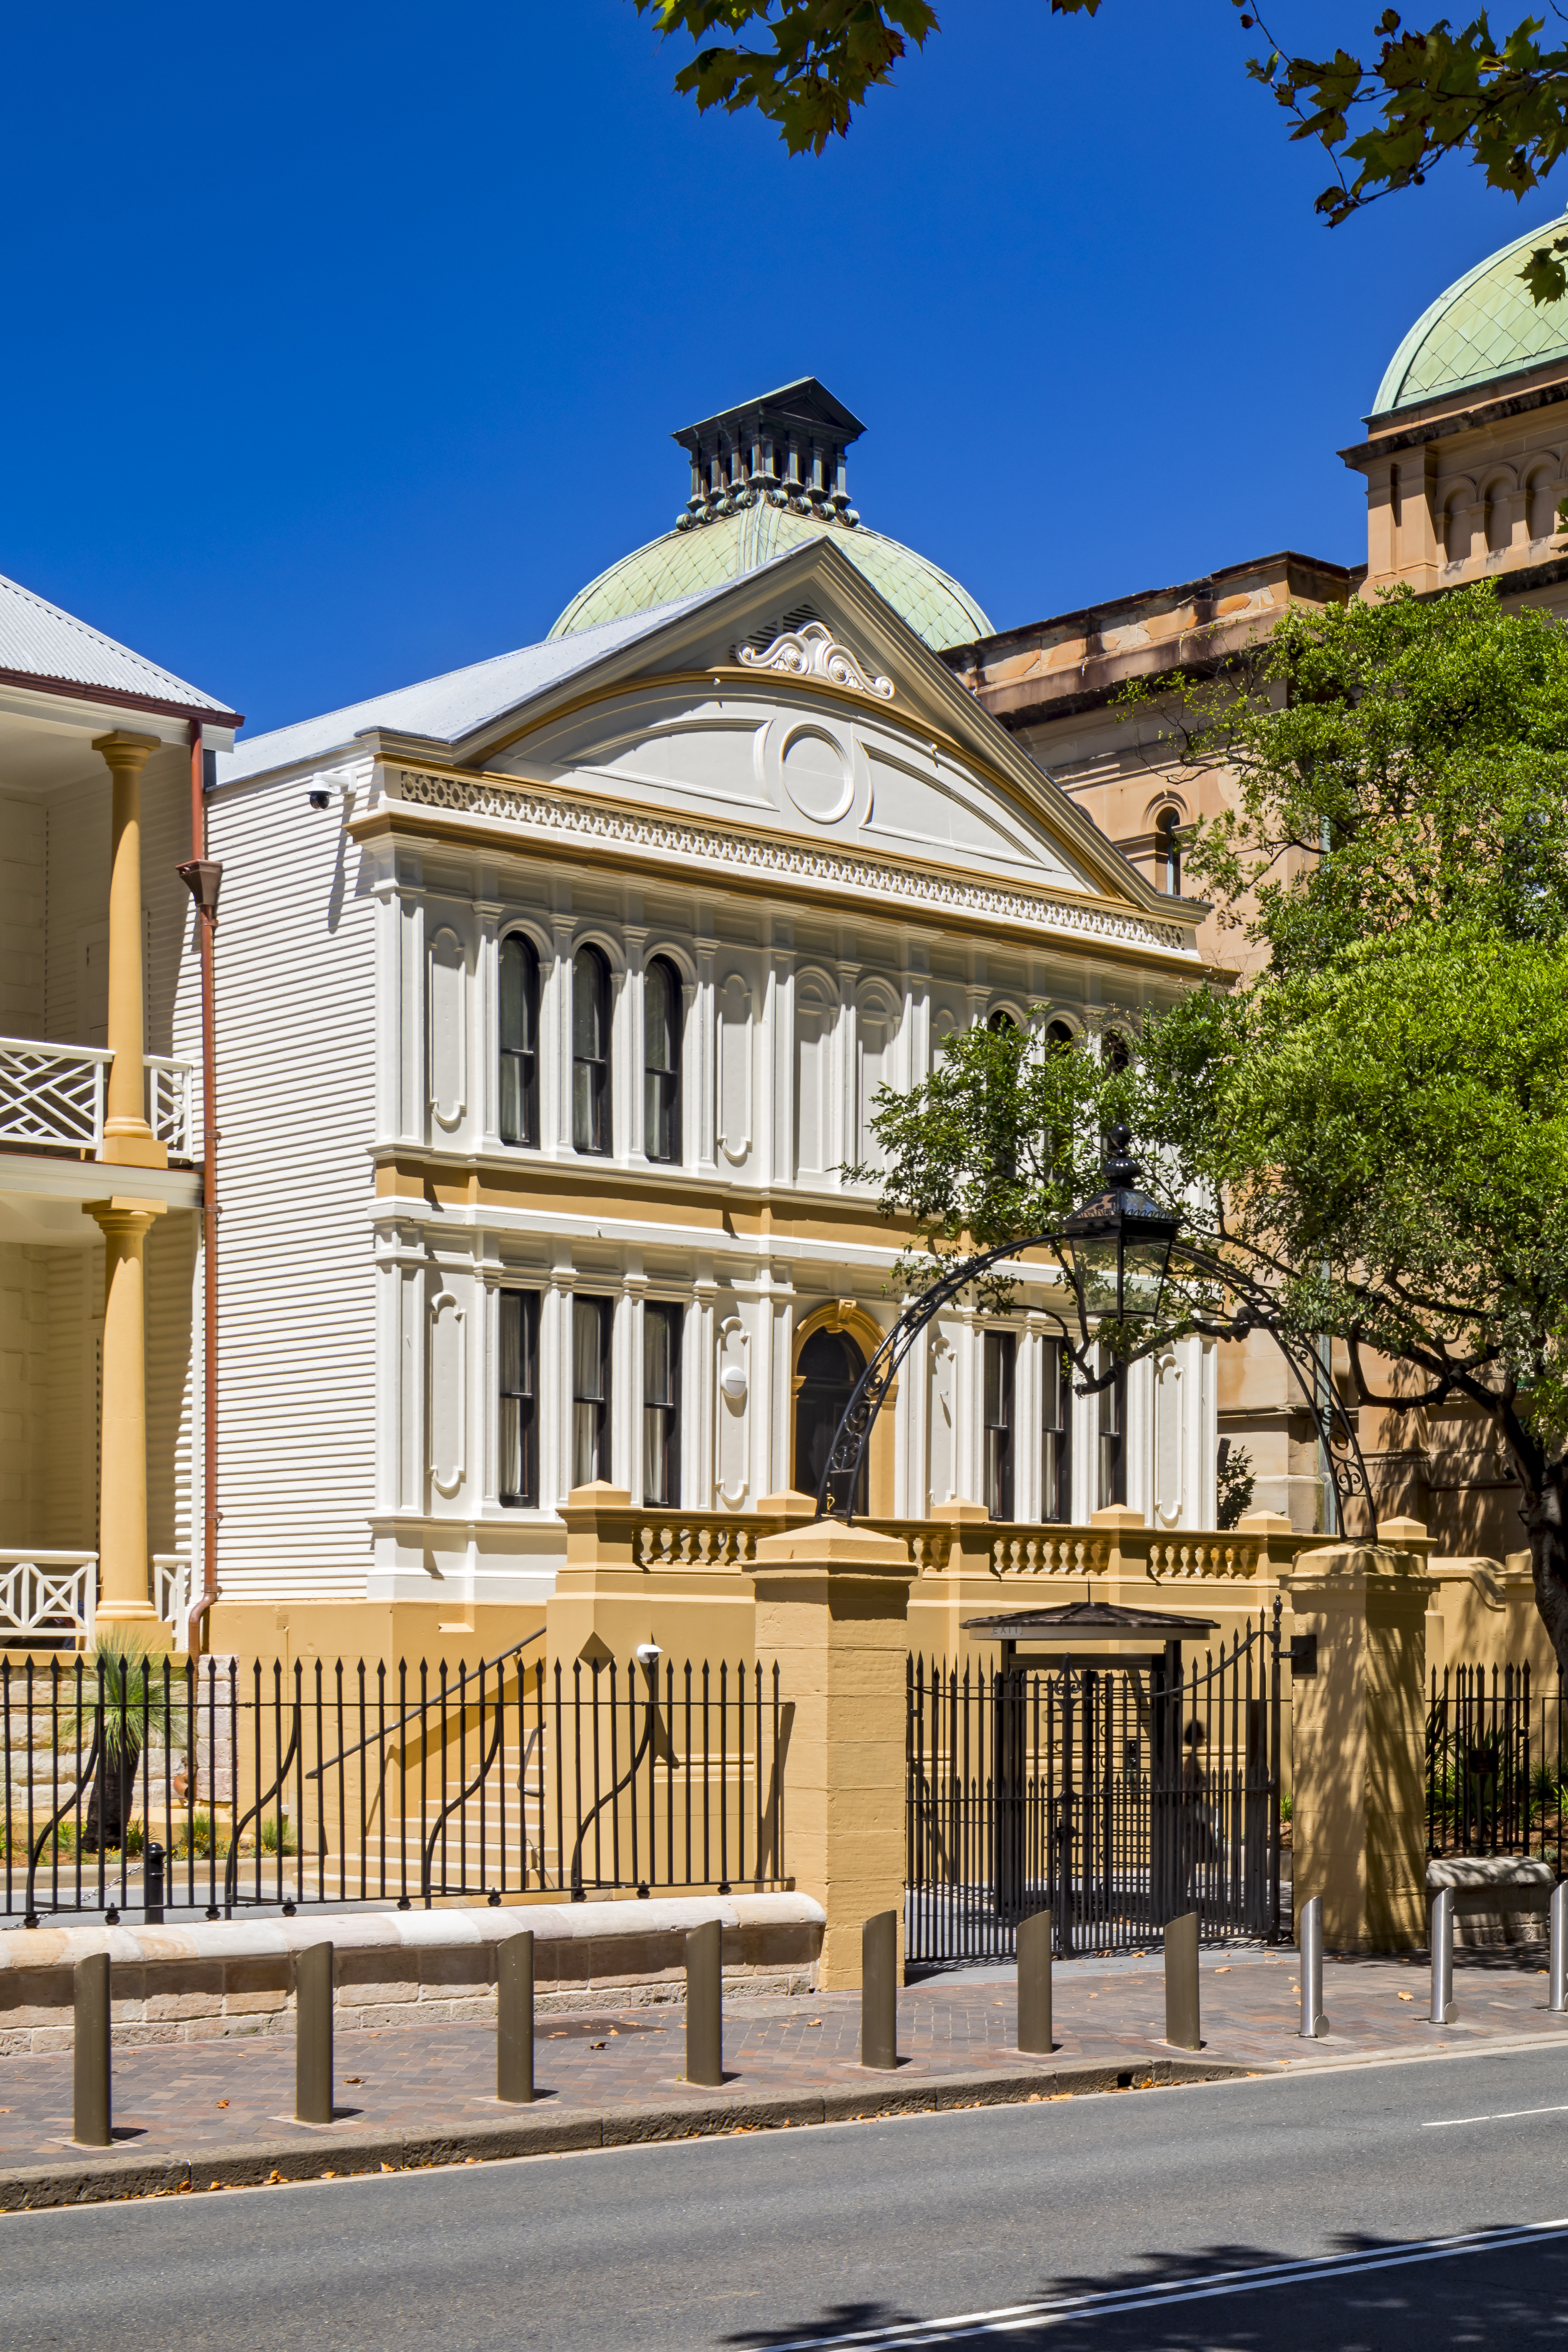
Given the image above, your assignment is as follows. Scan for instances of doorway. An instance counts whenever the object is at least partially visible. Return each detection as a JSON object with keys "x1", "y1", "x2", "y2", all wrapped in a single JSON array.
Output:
[{"x1": 794, "y1": 1326, "x2": 867, "y2": 1514}]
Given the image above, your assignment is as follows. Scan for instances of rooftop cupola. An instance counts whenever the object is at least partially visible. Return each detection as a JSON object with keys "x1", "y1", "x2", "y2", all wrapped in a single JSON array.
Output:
[{"x1": 673, "y1": 377, "x2": 865, "y2": 533}]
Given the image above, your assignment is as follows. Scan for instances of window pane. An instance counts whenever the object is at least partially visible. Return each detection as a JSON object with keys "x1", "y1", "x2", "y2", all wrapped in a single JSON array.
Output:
[
  {"x1": 500, "y1": 936, "x2": 535, "y2": 1051},
  {"x1": 498, "y1": 1291, "x2": 538, "y2": 1506},
  {"x1": 574, "y1": 949, "x2": 603, "y2": 1059},
  {"x1": 646, "y1": 961, "x2": 674, "y2": 1073},
  {"x1": 574, "y1": 1297, "x2": 606, "y2": 1403},
  {"x1": 573, "y1": 1061, "x2": 594, "y2": 1151},
  {"x1": 643, "y1": 1304, "x2": 673, "y2": 1406}
]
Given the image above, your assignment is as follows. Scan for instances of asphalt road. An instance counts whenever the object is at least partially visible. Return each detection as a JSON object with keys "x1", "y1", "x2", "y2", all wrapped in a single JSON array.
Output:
[{"x1": 7, "y1": 2044, "x2": 1568, "y2": 2350}]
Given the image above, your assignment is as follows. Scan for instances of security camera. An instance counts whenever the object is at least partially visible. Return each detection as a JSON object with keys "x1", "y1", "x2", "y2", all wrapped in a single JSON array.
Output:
[{"x1": 634, "y1": 1642, "x2": 662, "y2": 1666}]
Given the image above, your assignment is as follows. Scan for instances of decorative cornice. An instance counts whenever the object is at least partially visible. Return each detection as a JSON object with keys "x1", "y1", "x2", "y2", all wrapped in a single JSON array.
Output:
[
  {"x1": 392, "y1": 767, "x2": 1190, "y2": 955},
  {"x1": 737, "y1": 620, "x2": 893, "y2": 700}
]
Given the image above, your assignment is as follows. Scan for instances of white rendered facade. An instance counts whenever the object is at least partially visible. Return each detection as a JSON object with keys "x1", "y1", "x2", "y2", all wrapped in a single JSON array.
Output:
[{"x1": 209, "y1": 542, "x2": 1217, "y2": 1622}]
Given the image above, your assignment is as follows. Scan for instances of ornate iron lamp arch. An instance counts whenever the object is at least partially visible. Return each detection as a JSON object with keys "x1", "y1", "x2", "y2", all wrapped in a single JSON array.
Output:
[{"x1": 813, "y1": 1134, "x2": 1371, "y2": 1536}]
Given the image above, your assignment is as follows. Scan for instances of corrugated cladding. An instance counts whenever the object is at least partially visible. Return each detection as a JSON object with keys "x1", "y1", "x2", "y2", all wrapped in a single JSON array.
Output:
[{"x1": 201, "y1": 767, "x2": 375, "y2": 1601}]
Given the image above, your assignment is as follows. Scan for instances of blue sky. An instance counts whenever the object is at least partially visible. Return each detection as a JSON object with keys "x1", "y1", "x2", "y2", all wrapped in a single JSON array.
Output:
[{"x1": 5, "y1": 2, "x2": 1561, "y2": 735}]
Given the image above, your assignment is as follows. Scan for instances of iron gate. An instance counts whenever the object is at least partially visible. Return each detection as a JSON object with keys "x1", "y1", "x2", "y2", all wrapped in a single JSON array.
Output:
[{"x1": 907, "y1": 1605, "x2": 1283, "y2": 1962}]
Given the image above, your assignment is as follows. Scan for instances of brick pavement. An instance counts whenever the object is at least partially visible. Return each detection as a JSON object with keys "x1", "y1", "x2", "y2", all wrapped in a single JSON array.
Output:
[{"x1": 1, "y1": 1946, "x2": 1564, "y2": 2184}]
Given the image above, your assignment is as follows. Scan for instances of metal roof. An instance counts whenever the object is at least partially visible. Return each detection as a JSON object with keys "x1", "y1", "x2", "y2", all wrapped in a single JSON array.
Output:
[
  {"x1": 1372, "y1": 211, "x2": 1568, "y2": 418},
  {"x1": 961, "y1": 1601, "x2": 1219, "y2": 1639},
  {"x1": 215, "y1": 587, "x2": 724, "y2": 785},
  {"x1": 550, "y1": 503, "x2": 992, "y2": 652},
  {"x1": 0, "y1": 568, "x2": 237, "y2": 718}
]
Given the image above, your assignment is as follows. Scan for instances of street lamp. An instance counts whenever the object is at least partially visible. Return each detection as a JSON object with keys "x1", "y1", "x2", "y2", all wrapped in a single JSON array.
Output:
[{"x1": 1056, "y1": 1124, "x2": 1179, "y2": 1327}]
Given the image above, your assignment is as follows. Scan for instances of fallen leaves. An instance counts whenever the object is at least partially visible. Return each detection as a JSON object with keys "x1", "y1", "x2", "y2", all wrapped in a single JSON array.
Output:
[
  {"x1": 1398, "y1": 1991, "x2": 1414, "y2": 2002},
  {"x1": 215, "y1": 2099, "x2": 229, "y2": 2110}
]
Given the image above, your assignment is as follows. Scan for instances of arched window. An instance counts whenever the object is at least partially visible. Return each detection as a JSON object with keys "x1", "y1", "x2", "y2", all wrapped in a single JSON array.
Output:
[
  {"x1": 644, "y1": 956, "x2": 682, "y2": 1164},
  {"x1": 1487, "y1": 485, "x2": 1514, "y2": 556},
  {"x1": 1103, "y1": 1030, "x2": 1131, "y2": 1074},
  {"x1": 1045, "y1": 1019, "x2": 1074, "y2": 1051},
  {"x1": 1154, "y1": 810, "x2": 1182, "y2": 897},
  {"x1": 572, "y1": 946, "x2": 611, "y2": 1155},
  {"x1": 986, "y1": 1007, "x2": 1018, "y2": 1035},
  {"x1": 795, "y1": 1327, "x2": 867, "y2": 1514},
  {"x1": 498, "y1": 934, "x2": 540, "y2": 1148}
]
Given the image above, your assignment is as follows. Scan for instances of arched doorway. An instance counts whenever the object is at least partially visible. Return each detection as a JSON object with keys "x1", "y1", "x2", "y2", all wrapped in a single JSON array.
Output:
[{"x1": 794, "y1": 1327, "x2": 867, "y2": 1514}]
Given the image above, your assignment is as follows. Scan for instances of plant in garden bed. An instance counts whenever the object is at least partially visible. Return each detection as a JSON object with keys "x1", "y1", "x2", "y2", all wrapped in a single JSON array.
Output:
[{"x1": 59, "y1": 1632, "x2": 188, "y2": 1854}]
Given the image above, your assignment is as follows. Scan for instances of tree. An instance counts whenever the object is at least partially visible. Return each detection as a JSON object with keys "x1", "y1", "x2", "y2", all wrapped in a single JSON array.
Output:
[
  {"x1": 864, "y1": 582, "x2": 1568, "y2": 1676},
  {"x1": 632, "y1": 2, "x2": 1568, "y2": 302}
]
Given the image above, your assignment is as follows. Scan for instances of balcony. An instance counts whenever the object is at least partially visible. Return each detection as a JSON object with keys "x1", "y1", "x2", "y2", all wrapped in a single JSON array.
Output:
[{"x1": 0, "y1": 1038, "x2": 193, "y2": 1163}]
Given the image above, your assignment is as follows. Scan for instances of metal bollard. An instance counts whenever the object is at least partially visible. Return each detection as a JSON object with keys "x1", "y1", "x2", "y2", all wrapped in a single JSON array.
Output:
[
  {"x1": 295, "y1": 1941, "x2": 335, "y2": 2124},
  {"x1": 1164, "y1": 1911, "x2": 1200, "y2": 2050},
  {"x1": 497, "y1": 1929, "x2": 534, "y2": 2105},
  {"x1": 73, "y1": 1953, "x2": 111, "y2": 2148},
  {"x1": 1551, "y1": 1882, "x2": 1568, "y2": 2016},
  {"x1": 861, "y1": 1910, "x2": 899, "y2": 2071},
  {"x1": 143, "y1": 1841, "x2": 165, "y2": 1927},
  {"x1": 685, "y1": 1918, "x2": 723, "y2": 2088},
  {"x1": 1429, "y1": 1887, "x2": 1457, "y2": 2025},
  {"x1": 1016, "y1": 1909, "x2": 1053, "y2": 2055},
  {"x1": 1297, "y1": 1894, "x2": 1328, "y2": 2039}
]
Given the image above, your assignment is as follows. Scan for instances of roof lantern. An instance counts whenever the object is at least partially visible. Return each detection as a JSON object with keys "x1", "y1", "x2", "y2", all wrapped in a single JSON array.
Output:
[
  {"x1": 672, "y1": 376, "x2": 868, "y2": 533},
  {"x1": 547, "y1": 376, "x2": 993, "y2": 652}
]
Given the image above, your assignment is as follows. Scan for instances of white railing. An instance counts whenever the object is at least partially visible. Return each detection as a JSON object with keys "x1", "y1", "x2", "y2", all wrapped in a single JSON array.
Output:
[
  {"x1": 146, "y1": 1058, "x2": 192, "y2": 1158},
  {"x1": 0, "y1": 1039, "x2": 109, "y2": 1151},
  {"x1": 0, "y1": 1552, "x2": 97, "y2": 1644},
  {"x1": 154, "y1": 1554, "x2": 193, "y2": 1647},
  {"x1": 0, "y1": 1037, "x2": 193, "y2": 1159}
]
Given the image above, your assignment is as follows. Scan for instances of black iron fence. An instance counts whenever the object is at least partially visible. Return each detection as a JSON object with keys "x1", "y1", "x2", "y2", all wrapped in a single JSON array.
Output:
[
  {"x1": 907, "y1": 1610, "x2": 1283, "y2": 1964},
  {"x1": 1427, "y1": 1664, "x2": 1568, "y2": 1868},
  {"x1": 2, "y1": 1645, "x2": 788, "y2": 1924}
]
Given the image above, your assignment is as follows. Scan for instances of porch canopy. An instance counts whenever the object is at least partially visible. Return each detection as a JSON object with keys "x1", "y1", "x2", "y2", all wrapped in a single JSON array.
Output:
[{"x1": 961, "y1": 1598, "x2": 1218, "y2": 1670}]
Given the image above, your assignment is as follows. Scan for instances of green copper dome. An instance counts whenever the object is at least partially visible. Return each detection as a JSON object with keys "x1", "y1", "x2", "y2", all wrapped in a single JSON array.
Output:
[
  {"x1": 548, "y1": 377, "x2": 993, "y2": 654},
  {"x1": 1373, "y1": 213, "x2": 1568, "y2": 417}
]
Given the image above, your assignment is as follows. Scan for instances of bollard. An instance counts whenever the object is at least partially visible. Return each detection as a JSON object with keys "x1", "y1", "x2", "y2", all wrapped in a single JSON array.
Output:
[
  {"x1": 685, "y1": 1917, "x2": 723, "y2": 2088},
  {"x1": 861, "y1": 1910, "x2": 899, "y2": 2071},
  {"x1": 1297, "y1": 1894, "x2": 1329, "y2": 2039},
  {"x1": 1164, "y1": 1911, "x2": 1200, "y2": 2050},
  {"x1": 1429, "y1": 1887, "x2": 1457, "y2": 2025},
  {"x1": 1551, "y1": 1882, "x2": 1568, "y2": 2016},
  {"x1": 497, "y1": 1929, "x2": 534, "y2": 2105},
  {"x1": 1016, "y1": 1909, "x2": 1053, "y2": 2055},
  {"x1": 295, "y1": 1941, "x2": 334, "y2": 2125},
  {"x1": 73, "y1": 1953, "x2": 111, "y2": 2148},
  {"x1": 143, "y1": 1841, "x2": 165, "y2": 1926}
]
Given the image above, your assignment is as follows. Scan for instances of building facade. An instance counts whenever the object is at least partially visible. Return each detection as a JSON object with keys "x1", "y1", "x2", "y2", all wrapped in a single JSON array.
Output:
[{"x1": 206, "y1": 486, "x2": 1219, "y2": 1658}]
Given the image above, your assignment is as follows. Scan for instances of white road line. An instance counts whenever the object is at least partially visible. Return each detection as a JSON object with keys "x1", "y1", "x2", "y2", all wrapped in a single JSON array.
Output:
[
  {"x1": 1423, "y1": 2103, "x2": 1568, "y2": 2128},
  {"x1": 759, "y1": 2218, "x2": 1568, "y2": 2350}
]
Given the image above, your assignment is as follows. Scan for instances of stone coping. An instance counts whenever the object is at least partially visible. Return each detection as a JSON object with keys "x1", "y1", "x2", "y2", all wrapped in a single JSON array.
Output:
[
  {"x1": 0, "y1": 1892, "x2": 822, "y2": 1976},
  {"x1": 1426, "y1": 1857, "x2": 1555, "y2": 1889}
]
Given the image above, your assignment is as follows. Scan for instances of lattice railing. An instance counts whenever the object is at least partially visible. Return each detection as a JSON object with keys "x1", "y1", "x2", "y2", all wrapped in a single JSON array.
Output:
[
  {"x1": 0, "y1": 1039, "x2": 109, "y2": 1151},
  {"x1": 0, "y1": 1552, "x2": 97, "y2": 1644},
  {"x1": 146, "y1": 1057, "x2": 192, "y2": 1157},
  {"x1": 0, "y1": 1038, "x2": 193, "y2": 1159}
]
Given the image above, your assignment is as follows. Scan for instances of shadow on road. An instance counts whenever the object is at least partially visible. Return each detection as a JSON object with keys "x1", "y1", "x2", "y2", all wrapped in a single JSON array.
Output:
[{"x1": 724, "y1": 2224, "x2": 1568, "y2": 2348}]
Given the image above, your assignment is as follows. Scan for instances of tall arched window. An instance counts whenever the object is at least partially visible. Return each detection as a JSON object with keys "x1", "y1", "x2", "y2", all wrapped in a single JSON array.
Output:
[
  {"x1": 1154, "y1": 810, "x2": 1182, "y2": 897},
  {"x1": 498, "y1": 934, "x2": 540, "y2": 1147},
  {"x1": 572, "y1": 945, "x2": 611, "y2": 1155},
  {"x1": 644, "y1": 956, "x2": 681, "y2": 1164}
]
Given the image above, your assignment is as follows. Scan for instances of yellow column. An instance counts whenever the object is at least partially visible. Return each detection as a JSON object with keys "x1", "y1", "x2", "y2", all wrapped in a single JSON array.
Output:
[
  {"x1": 87, "y1": 1197, "x2": 168, "y2": 1638},
  {"x1": 93, "y1": 730, "x2": 166, "y2": 1170},
  {"x1": 751, "y1": 1518, "x2": 915, "y2": 1990},
  {"x1": 1282, "y1": 1536, "x2": 1428, "y2": 1951}
]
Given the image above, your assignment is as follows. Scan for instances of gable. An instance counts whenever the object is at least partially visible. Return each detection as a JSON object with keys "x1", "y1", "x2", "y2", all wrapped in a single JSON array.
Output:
[{"x1": 483, "y1": 596, "x2": 1107, "y2": 901}]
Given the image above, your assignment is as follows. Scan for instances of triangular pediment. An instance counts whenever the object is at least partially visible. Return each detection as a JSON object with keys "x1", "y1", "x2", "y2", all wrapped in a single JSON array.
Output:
[{"x1": 444, "y1": 542, "x2": 1178, "y2": 927}]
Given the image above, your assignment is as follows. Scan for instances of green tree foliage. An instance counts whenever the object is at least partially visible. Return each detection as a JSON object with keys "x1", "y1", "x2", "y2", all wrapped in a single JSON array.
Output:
[
  {"x1": 864, "y1": 584, "x2": 1568, "y2": 1672},
  {"x1": 632, "y1": 3, "x2": 1568, "y2": 303}
]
